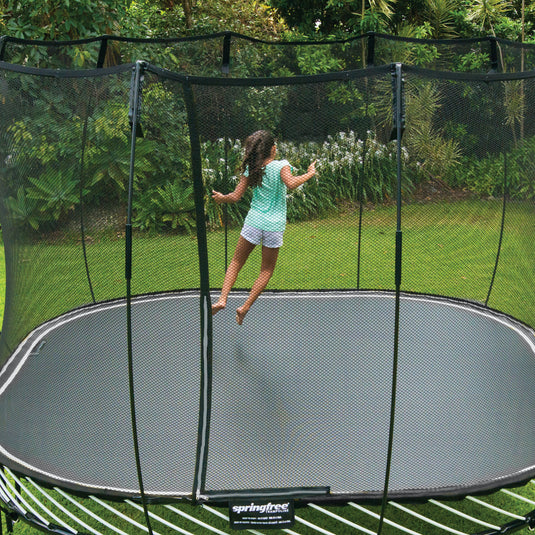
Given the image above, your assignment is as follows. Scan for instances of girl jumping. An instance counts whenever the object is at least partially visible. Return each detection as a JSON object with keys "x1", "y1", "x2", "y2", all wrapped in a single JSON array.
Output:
[{"x1": 211, "y1": 130, "x2": 316, "y2": 325}]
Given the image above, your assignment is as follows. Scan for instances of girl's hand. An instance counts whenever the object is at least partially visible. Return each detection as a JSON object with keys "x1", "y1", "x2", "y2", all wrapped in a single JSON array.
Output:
[
  {"x1": 212, "y1": 190, "x2": 225, "y2": 204},
  {"x1": 308, "y1": 160, "x2": 317, "y2": 177}
]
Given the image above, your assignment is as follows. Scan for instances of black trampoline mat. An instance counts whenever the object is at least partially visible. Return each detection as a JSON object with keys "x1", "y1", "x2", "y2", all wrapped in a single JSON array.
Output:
[{"x1": 1, "y1": 290, "x2": 534, "y2": 500}]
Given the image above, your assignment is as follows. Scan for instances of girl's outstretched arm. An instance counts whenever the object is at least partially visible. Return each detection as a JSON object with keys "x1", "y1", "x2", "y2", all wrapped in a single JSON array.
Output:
[
  {"x1": 212, "y1": 175, "x2": 249, "y2": 204},
  {"x1": 281, "y1": 160, "x2": 316, "y2": 190}
]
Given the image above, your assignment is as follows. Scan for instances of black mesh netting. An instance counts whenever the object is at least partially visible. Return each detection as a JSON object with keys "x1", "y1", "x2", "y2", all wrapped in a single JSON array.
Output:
[
  {"x1": 0, "y1": 35, "x2": 533, "y2": 504},
  {"x1": 4, "y1": 32, "x2": 535, "y2": 74}
]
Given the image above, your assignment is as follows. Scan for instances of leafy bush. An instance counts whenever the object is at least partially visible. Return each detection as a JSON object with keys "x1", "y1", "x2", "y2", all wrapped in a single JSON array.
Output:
[
  {"x1": 450, "y1": 136, "x2": 535, "y2": 200},
  {"x1": 201, "y1": 138, "x2": 251, "y2": 229},
  {"x1": 4, "y1": 186, "x2": 43, "y2": 231},
  {"x1": 132, "y1": 180, "x2": 195, "y2": 233}
]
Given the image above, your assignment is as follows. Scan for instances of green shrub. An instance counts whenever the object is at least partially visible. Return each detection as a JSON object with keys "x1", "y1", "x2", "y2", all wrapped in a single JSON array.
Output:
[
  {"x1": 4, "y1": 186, "x2": 44, "y2": 231},
  {"x1": 132, "y1": 180, "x2": 195, "y2": 233},
  {"x1": 449, "y1": 136, "x2": 535, "y2": 200}
]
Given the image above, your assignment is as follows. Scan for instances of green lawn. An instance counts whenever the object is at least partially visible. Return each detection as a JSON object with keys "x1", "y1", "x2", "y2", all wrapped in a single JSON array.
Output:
[
  {"x1": 1, "y1": 199, "x2": 535, "y2": 534},
  {"x1": 6, "y1": 199, "x2": 533, "y2": 332},
  {"x1": 214, "y1": 199, "x2": 534, "y2": 324}
]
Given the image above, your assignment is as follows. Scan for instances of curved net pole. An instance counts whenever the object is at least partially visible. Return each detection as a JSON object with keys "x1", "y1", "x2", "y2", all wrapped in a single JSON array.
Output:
[
  {"x1": 78, "y1": 97, "x2": 96, "y2": 304},
  {"x1": 221, "y1": 32, "x2": 232, "y2": 75},
  {"x1": 355, "y1": 56, "x2": 376, "y2": 289},
  {"x1": 125, "y1": 60, "x2": 154, "y2": 535},
  {"x1": 96, "y1": 36, "x2": 108, "y2": 69},
  {"x1": 485, "y1": 152, "x2": 508, "y2": 307},
  {"x1": 0, "y1": 36, "x2": 7, "y2": 61},
  {"x1": 223, "y1": 137, "x2": 230, "y2": 269},
  {"x1": 355, "y1": 143, "x2": 365, "y2": 290},
  {"x1": 377, "y1": 62, "x2": 405, "y2": 535},
  {"x1": 183, "y1": 80, "x2": 214, "y2": 503},
  {"x1": 221, "y1": 37, "x2": 231, "y2": 269},
  {"x1": 356, "y1": 76, "x2": 373, "y2": 290}
]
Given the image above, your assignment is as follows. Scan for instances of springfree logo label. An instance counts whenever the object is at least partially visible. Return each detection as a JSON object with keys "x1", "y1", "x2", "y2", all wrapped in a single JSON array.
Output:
[{"x1": 229, "y1": 498, "x2": 295, "y2": 530}]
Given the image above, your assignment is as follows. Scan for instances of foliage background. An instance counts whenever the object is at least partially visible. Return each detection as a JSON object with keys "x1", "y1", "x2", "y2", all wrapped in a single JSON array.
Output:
[
  {"x1": 1, "y1": 0, "x2": 535, "y2": 44},
  {"x1": 0, "y1": 1, "x2": 534, "y2": 231}
]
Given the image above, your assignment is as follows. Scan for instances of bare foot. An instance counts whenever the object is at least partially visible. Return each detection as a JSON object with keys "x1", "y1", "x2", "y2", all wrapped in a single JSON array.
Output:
[
  {"x1": 236, "y1": 306, "x2": 249, "y2": 325},
  {"x1": 212, "y1": 300, "x2": 226, "y2": 315}
]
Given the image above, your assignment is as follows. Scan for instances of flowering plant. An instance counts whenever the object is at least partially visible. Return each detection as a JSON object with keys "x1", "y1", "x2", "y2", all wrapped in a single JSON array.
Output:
[{"x1": 202, "y1": 131, "x2": 409, "y2": 227}]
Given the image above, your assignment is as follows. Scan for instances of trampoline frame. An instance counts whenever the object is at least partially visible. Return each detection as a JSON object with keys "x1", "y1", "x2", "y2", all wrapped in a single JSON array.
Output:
[{"x1": 2, "y1": 468, "x2": 535, "y2": 535}]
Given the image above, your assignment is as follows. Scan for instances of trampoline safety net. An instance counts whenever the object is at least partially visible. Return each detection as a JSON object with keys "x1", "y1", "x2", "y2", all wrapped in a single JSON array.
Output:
[{"x1": 0, "y1": 33, "x2": 534, "y2": 507}]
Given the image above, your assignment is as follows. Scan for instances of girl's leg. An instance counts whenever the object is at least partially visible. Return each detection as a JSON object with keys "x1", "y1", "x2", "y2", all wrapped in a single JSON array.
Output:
[
  {"x1": 236, "y1": 245, "x2": 279, "y2": 325},
  {"x1": 212, "y1": 236, "x2": 256, "y2": 315}
]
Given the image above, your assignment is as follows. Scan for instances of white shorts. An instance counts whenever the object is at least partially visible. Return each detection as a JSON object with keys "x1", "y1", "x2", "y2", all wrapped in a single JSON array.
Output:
[{"x1": 241, "y1": 224, "x2": 284, "y2": 248}]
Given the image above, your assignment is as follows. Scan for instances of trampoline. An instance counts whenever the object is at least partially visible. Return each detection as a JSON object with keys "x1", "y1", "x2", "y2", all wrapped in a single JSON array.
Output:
[
  {"x1": 1, "y1": 31, "x2": 535, "y2": 535},
  {"x1": 1, "y1": 290, "x2": 534, "y2": 502}
]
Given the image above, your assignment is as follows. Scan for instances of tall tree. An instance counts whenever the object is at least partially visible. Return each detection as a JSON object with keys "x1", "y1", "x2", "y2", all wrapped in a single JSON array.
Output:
[{"x1": 183, "y1": 0, "x2": 193, "y2": 29}]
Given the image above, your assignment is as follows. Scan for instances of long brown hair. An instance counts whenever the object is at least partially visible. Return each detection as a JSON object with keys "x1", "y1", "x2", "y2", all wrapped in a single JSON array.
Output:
[{"x1": 240, "y1": 130, "x2": 275, "y2": 188}]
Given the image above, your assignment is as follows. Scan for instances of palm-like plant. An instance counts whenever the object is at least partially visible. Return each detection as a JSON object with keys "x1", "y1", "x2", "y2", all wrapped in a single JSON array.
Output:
[
  {"x1": 467, "y1": 0, "x2": 512, "y2": 71},
  {"x1": 4, "y1": 187, "x2": 43, "y2": 230},
  {"x1": 424, "y1": 0, "x2": 459, "y2": 38},
  {"x1": 359, "y1": 0, "x2": 396, "y2": 20},
  {"x1": 405, "y1": 81, "x2": 461, "y2": 180},
  {"x1": 27, "y1": 170, "x2": 81, "y2": 222},
  {"x1": 154, "y1": 181, "x2": 195, "y2": 231},
  {"x1": 132, "y1": 181, "x2": 195, "y2": 233},
  {"x1": 467, "y1": 0, "x2": 512, "y2": 36}
]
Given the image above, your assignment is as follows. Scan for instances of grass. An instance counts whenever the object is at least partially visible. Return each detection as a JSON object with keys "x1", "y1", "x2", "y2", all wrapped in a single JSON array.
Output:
[
  {"x1": 2, "y1": 479, "x2": 535, "y2": 534},
  {"x1": 8, "y1": 199, "x2": 534, "y2": 332},
  {"x1": 1, "y1": 198, "x2": 535, "y2": 534},
  {"x1": 214, "y1": 199, "x2": 534, "y2": 324}
]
